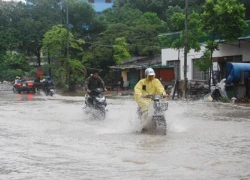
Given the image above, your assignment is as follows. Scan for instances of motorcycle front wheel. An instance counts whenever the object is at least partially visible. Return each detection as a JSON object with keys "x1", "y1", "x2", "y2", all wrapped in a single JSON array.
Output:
[
  {"x1": 94, "y1": 105, "x2": 106, "y2": 120},
  {"x1": 13, "y1": 87, "x2": 17, "y2": 94},
  {"x1": 153, "y1": 116, "x2": 167, "y2": 135}
]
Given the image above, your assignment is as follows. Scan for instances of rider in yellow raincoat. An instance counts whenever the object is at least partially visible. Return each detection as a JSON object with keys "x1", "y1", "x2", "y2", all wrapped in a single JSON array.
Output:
[{"x1": 134, "y1": 68, "x2": 167, "y2": 112}]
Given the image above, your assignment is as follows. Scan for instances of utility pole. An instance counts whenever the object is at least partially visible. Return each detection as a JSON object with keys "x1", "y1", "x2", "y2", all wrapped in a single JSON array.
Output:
[
  {"x1": 66, "y1": 0, "x2": 70, "y2": 90},
  {"x1": 48, "y1": 51, "x2": 51, "y2": 78},
  {"x1": 184, "y1": 0, "x2": 188, "y2": 97}
]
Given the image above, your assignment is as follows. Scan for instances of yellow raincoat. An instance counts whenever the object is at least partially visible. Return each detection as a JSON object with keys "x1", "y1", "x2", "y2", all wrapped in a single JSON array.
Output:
[{"x1": 134, "y1": 77, "x2": 166, "y2": 111}]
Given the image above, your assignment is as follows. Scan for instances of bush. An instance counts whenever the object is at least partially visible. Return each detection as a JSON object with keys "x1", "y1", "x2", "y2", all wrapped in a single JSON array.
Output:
[
  {"x1": 219, "y1": 97, "x2": 230, "y2": 103},
  {"x1": 0, "y1": 69, "x2": 24, "y2": 81},
  {"x1": 25, "y1": 68, "x2": 37, "y2": 79}
]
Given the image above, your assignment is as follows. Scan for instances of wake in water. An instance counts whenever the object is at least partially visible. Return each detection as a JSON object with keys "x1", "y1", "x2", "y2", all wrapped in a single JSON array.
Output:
[{"x1": 84, "y1": 99, "x2": 192, "y2": 135}]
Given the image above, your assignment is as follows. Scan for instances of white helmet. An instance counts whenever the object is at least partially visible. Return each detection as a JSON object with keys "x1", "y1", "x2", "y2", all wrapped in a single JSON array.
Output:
[{"x1": 145, "y1": 68, "x2": 155, "y2": 76}]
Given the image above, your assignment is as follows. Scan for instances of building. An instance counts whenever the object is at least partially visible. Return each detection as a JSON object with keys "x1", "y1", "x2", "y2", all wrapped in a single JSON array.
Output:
[
  {"x1": 161, "y1": 20, "x2": 250, "y2": 83},
  {"x1": 86, "y1": 0, "x2": 114, "y2": 15},
  {"x1": 110, "y1": 55, "x2": 175, "y2": 90}
]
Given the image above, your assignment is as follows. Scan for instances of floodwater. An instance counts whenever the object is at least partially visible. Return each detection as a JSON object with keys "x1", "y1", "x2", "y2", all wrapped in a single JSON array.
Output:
[{"x1": 0, "y1": 84, "x2": 250, "y2": 180}]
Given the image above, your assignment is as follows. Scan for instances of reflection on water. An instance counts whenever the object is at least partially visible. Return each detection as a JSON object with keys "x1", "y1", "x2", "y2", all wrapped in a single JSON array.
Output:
[
  {"x1": 17, "y1": 93, "x2": 34, "y2": 102},
  {"x1": 0, "y1": 92, "x2": 250, "y2": 180}
]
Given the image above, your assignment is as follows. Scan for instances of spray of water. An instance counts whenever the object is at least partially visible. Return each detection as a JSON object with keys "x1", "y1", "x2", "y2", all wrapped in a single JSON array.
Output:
[
  {"x1": 165, "y1": 101, "x2": 189, "y2": 133},
  {"x1": 83, "y1": 99, "x2": 141, "y2": 134},
  {"x1": 82, "y1": 98, "x2": 192, "y2": 135},
  {"x1": 33, "y1": 92, "x2": 199, "y2": 135}
]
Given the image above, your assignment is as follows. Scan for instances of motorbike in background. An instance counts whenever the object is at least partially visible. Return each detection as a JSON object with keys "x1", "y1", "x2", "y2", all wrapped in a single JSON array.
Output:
[
  {"x1": 44, "y1": 86, "x2": 54, "y2": 96},
  {"x1": 12, "y1": 84, "x2": 18, "y2": 93},
  {"x1": 83, "y1": 88, "x2": 107, "y2": 120}
]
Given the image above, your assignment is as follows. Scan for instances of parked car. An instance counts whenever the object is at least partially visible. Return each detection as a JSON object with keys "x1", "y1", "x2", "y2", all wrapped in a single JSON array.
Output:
[{"x1": 15, "y1": 80, "x2": 36, "y2": 94}]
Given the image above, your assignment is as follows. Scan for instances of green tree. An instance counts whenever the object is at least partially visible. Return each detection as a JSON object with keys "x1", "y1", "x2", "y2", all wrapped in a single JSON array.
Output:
[
  {"x1": 0, "y1": 52, "x2": 32, "y2": 81},
  {"x1": 159, "y1": 11, "x2": 205, "y2": 52},
  {"x1": 85, "y1": 23, "x2": 130, "y2": 72},
  {"x1": 89, "y1": 10, "x2": 164, "y2": 73},
  {"x1": 42, "y1": 25, "x2": 85, "y2": 90},
  {"x1": 240, "y1": 0, "x2": 250, "y2": 19},
  {"x1": 165, "y1": 5, "x2": 183, "y2": 31},
  {"x1": 12, "y1": 0, "x2": 62, "y2": 65},
  {"x1": 194, "y1": 49, "x2": 212, "y2": 80},
  {"x1": 202, "y1": 0, "x2": 247, "y2": 88},
  {"x1": 101, "y1": 4, "x2": 143, "y2": 26},
  {"x1": 64, "y1": 0, "x2": 102, "y2": 37},
  {"x1": 1, "y1": 0, "x2": 98, "y2": 68},
  {"x1": 0, "y1": 1, "x2": 21, "y2": 54},
  {"x1": 69, "y1": 59, "x2": 86, "y2": 91},
  {"x1": 115, "y1": 0, "x2": 170, "y2": 19},
  {"x1": 113, "y1": 37, "x2": 131, "y2": 65}
]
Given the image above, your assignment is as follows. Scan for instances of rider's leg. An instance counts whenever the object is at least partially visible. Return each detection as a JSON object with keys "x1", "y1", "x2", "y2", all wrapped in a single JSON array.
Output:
[{"x1": 136, "y1": 98, "x2": 151, "y2": 112}]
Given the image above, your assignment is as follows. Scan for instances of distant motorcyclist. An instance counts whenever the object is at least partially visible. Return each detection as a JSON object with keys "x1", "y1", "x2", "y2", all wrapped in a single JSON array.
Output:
[
  {"x1": 14, "y1": 76, "x2": 18, "y2": 85},
  {"x1": 13, "y1": 76, "x2": 20, "y2": 93},
  {"x1": 14, "y1": 76, "x2": 21, "y2": 85},
  {"x1": 17, "y1": 77, "x2": 21, "y2": 83},
  {"x1": 85, "y1": 70, "x2": 107, "y2": 105},
  {"x1": 44, "y1": 76, "x2": 54, "y2": 93},
  {"x1": 134, "y1": 68, "x2": 167, "y2": 113}
]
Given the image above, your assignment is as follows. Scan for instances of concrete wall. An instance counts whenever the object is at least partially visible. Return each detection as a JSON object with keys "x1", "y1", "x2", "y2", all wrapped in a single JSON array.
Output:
[
  {"x1": 213, "y1": 41, "x2": 250, "y2": 61},
  {"x1": 121, "y1": 70, "x2": 128, "y2": 81},
  {"x1": 161, "y1": 46, "x2": 207, "y2": 80}
]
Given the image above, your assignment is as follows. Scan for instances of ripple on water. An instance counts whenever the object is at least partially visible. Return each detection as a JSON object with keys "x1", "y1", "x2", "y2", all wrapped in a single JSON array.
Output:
[{"x1": 0, "y1": 97, "x2": 250, "y2": 180}]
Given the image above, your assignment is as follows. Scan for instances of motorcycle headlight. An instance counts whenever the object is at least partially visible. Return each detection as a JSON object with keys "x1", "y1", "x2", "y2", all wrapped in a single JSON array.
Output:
[{"x1": 96, "y1": 97, "x2": 105, "y2": 102}]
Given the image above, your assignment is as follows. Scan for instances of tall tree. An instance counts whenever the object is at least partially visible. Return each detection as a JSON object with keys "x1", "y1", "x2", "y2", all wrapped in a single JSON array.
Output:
[
  {"x1": 42, "y1": 24, "x2": 85, "y2": 90},
  {"x1": 114, "y1": 0, "x2": 170, "y2": 19},
  {"x1": 113, "y1": 37, "x2": 130, "y2": 65},
  {"x1": 194, "y1": 49, "x2": 211, "y2": 80},
  {"x1": 100, "y1": 4, "x2": 143, "y2": 26},
  {"x1": 159, "y1": 11, "x2": 205, "y2": 52},
  {"x1": 202, "y1": 0, "x2": 247, "y2": 88},
  {"x1": 5, "y1": 0, "x2": 62, "y2": 66},
  {"x1": 64, "y1": 0, "x2": 102, "y2": 38}
]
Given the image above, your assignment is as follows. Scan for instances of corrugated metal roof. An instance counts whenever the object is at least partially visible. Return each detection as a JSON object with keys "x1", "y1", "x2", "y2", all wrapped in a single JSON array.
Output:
[
  {"x1": 111, "y1": 55, "x2": 162, "y2": 69},
  {"x1": 159, "y1": 20, "x2": 250, "y2": 48}
]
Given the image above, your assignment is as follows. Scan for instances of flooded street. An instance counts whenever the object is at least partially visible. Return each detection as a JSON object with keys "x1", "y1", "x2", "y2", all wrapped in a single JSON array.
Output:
[{"x1": 0, "y1": 84, "x2": 250, "y2": 180}]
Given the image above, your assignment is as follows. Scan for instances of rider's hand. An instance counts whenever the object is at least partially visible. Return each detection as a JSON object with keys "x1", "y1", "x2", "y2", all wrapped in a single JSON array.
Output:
[
  {"x1": 87, "y1": 89, "x2": 91, "y2": 93},
  {"x1": 163, "y1": 94, "x2": 169, "y2": 98}
]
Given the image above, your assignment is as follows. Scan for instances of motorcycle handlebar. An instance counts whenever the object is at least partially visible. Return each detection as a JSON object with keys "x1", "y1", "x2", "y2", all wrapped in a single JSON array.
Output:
[
  {"x1": 89, "y1": 88, "x2": 105, "y2": 93},
  {"x1": 142, "y1": 94, "x2": 166, "y2": 99}
]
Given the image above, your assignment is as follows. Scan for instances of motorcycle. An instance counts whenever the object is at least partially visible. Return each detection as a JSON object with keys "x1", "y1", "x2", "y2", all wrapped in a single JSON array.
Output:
[
  {"x1": 83, "y1": 88, "x2": 107, "y2": 120},
  {"x1": 12, "y1": 84, "x2": 18, "y2": 93},
  {"x1": 138, "y1": 85, "x2": 168, "y2": 135},
  {"x1": 44, "y1": 86, "x2": 54, "y2": 96}
]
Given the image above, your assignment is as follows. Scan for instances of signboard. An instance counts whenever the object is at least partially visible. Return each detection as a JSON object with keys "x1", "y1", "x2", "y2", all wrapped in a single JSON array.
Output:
[{"x1": 37, "y1": 67, "x2": 43, "y2": 78}]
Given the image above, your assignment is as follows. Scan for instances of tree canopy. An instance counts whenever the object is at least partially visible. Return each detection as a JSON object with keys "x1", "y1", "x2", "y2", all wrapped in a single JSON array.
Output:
[
  {"x1": 0, "y1": 0, "x2": 249, "y2": 86},
  {"x1": 113, "y1": 37, "x2": 131, "y2": 65}
]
